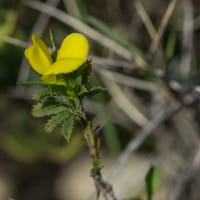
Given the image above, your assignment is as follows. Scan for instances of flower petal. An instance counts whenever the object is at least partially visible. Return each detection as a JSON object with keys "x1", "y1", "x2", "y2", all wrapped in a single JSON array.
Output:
[
  {"x1": 25, "y1": 43, "x2": 52, "y2": 75},
  {"x1": 44, "y1": 58, "x2": 85, "y2": 75},
  {"x1": 56, "y1": 33, "x2": 89, "y2": 61},
  {"x1": 32, "y1": 34, "x2": 53, "y2": 64}
]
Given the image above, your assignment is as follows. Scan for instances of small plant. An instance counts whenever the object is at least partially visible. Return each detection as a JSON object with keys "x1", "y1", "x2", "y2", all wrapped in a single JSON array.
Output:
[
  {"x1": 24, "y1": 32, "x2": 161, "y2": 200},
  {"x1": 24, "y1": 32, "x2": 116, "y2": 199}
]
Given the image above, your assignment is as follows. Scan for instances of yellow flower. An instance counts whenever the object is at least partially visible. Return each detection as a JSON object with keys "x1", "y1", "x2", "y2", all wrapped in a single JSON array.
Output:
[{"x1": 24, "y1": 33, "x2": 89, "y2": 83}]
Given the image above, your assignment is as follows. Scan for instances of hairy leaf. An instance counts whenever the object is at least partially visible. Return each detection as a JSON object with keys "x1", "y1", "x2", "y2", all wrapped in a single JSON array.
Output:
[
  {"x1": 79, "y1": 86, "x2": 106, "y2": 98},
  {"x1": 33, "y1": 87, "x2": 52, "y2": 101},
  {"x1": 45, "y1": 111, "x2": 69, "y2": 133},
  {"x1": 32, "y1": 102, "x2": 67, "y2": 117},
  {"x1": 61, "y1": 116, "x2": 75, "y2": 142},
  {"x1": 34, "y1": 85, "x2": 67, "y2": 101}
]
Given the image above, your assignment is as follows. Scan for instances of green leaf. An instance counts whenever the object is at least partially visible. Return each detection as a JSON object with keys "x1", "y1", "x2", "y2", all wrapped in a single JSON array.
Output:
[
  {"x1": 76, "y1": 0, "x2": 88, "y2": 21},
  {"x1": 44, "y1": 111, "x2": 69, "y2": 133},
  {"x1": 79, "y1": 60, "x2": 92, "y2": 84},
  {"x1": 32, "y1": 102, "x2": 67, "y2": 117},
  {"x1": 87, "y1": 86, "x2": 107, "y2": 97},
  {"x1": 33, "y1": 87, "x2": 52, "y2": 101},
  {"x1": 79, "y1": 86, "x2": 106, "y2": 98},
  {"x1": 69, "y1": 97, "x2": 85, "y2": 118},
  {"x1": 145, "y1": 165, "x2": 161, "y2": 200},
  {"x1": 61, "y1": 116, "x2": 75, "y2": 142}
]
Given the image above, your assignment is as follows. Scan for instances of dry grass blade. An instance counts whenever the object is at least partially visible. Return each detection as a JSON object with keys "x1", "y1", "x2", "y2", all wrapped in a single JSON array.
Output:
[
  {"x1": 107, "y1": 97, "x2": 198, "y2": 180},
  {"x1": 179, "y1": 0, "x2": 193, "y2": 79},
  {"x1": 62, "y1": 0, "x2": 82, "y2": 19},
  {"x1": 3, "y1": 36, "x2": 29, "y2": 48},
  {"x1": 98, "y1": 69, "x2": 149, "y2": 127},
  {"x1": 95, "y1": 68, "x2": 157, "y2": 92},
  {"x1": 92, "y1": 56, "x2": 141, "y2": 70},
  {"x1": 134, "y1": 0, "x2": 157, "y2": 40},
  {"x1": 170, "y1": 147, "x2": 200, "y2": 200},
  {"x1": 150, "y1": 0, "x2": 178, "y2": 53}
]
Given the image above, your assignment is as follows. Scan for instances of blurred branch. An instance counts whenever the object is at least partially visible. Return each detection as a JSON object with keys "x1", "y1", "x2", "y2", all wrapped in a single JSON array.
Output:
[
  {"x1": 92, "y1": 56, "x2": 141, "y2": 70},
  {"x1": 150, "y1": 0, "x2": 178, "y2": 53},
  {"x1": 62, "y1": 0, "x2": 82, "y2": 20},
  {"x1": 170, "y1": 147, "x2": 200, "y2": 200},
  {"x1": 179, "y1": 0, "x2": 193, "y2": 79},
  {"x1": 98, "y1": 69, "x2": 149, "y2": 127},
  {"x1": 0, "y1": 10, "x2": 16, "y2": 46},
  {"x1": 3, "y1": 36, "x2": 29, "y2": 48},
  {"x1": 23, "y1": 0, "x2": 134, "y2": 61},
  {"x1": 95, "y1": 69, "x2": 157, "y2": 92},
  {"x1": 134, "y1": 0, "x2": 157, "y2": 40},
  {"x1": 107, "y1": 96, "x2": 199, "y2": 179}
]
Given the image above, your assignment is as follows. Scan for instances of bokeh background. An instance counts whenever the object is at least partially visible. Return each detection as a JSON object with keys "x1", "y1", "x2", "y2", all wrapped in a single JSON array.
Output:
[{"x1": 1, "y1": 0, "x2": 200, "y2": 200}]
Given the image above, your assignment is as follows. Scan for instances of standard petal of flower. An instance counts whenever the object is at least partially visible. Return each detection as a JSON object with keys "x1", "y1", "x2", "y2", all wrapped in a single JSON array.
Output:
[
  {"x1": 32, "y1": 34, "x2": 53, "y2": 64},
  {"x1": 44, "y1": 58, "x2": 85, "y2": 75},
  {"x1": 25, "y1": 44, "x2": 52, "y2": 75},
  {"x1": 56, "y1": 33, "x2": 89, "y2": 61}
]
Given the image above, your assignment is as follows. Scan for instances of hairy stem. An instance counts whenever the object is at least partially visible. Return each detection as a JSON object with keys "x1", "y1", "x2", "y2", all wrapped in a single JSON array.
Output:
[{"x1": 82, "y1": 118, "x2": 118, "y2": 200}]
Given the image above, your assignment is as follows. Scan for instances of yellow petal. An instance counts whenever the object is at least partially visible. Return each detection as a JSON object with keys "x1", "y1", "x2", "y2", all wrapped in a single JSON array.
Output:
[
  {"x1": 56, "y1": 33, "x2": 89, "y2": 61},
  {"x1": 32, "y1": 34, "x2": 53, "y2": 64},
  {"x1": 44, "y1": 58, "x2": 85, "y2": 75},
  {"x1": 24, "y1": 43, "x2": 52, "y2": 75}
]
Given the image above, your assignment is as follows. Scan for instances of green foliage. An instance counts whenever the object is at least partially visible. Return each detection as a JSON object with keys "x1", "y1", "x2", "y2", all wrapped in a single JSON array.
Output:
[
  {"x1": 44, "y1": 111, "x2": 70, "y2": 133},
  {"x1": 62, "y1": 116, "x2": 75, "y2": 142},
  {"x1": 32, "y1": 102, "x2": 67, "y2": 117},
  {"x1": 30, "y1": 60, "x2": 104, "y2": 141},
  {"x1": 79, "y1": 86, "x2": 107, "y2": 98},
  {"x1": 145, "y1": 165, "x2": 161, "y2": 200},
  {"x1": 91, "y1": 158, "x2": 102, "y2": 175}
]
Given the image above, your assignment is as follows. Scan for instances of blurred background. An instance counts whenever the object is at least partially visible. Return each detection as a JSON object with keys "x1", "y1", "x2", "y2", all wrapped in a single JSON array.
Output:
[{"x1": 1, "y1": 0, "x2": 200, "y2": 199}]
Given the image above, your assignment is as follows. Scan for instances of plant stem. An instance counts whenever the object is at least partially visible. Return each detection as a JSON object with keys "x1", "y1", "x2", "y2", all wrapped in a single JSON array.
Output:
[{"x1": 82, "y1": 119, "x2": 118, "y2": 200}]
